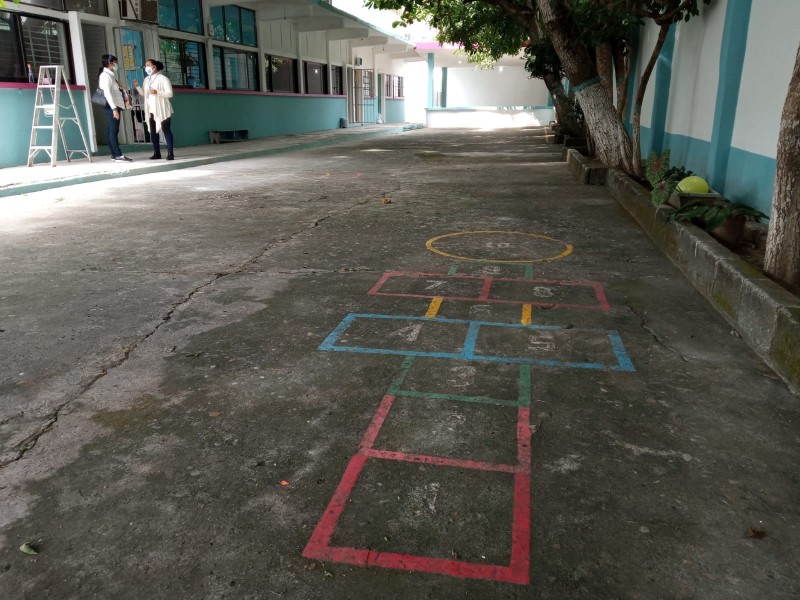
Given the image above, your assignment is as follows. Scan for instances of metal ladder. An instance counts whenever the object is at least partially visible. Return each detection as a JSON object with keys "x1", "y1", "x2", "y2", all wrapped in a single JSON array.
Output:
[{"x1": 27, "y1": 65, "x2": 92, "y2": 167}]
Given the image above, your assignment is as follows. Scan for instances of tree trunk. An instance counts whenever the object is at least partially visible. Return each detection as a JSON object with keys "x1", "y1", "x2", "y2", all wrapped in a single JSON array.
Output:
[
  {"x1": 596, "y1": 43, "x2": 614, "y2": 101},
  {"x1": 543, "y1": 74, "x2": 583, "y2": 136},
  {"x1": 613, "y1": 43, "x2": 630, "y2": 119},
  {"x1": 764, "y1": 45, "x2": 800, "y2": 291},
  {"x1": 631, "y1": 23, "x2": 670, "y2": 177},
  {"x1": 536, "y1": 0, "x2": 634, "y2": 172}
]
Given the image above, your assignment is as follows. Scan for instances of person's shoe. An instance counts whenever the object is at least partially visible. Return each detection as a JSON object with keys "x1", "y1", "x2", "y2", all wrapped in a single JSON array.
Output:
[
  {"x1": 114, "y1": 155, "x2": 133, "y2": 162},
  {"x1": 150, "y1": 154, "x2": 162, "y2": 160},
  {"x1": 166, "y1": 154, "x2": 174, "y2": 161}
]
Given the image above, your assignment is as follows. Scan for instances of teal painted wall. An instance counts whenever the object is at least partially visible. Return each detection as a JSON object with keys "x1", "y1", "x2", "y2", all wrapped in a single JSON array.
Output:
[
  {"x1": 384, "y1": 99, "x2": 405, "y2": 124},
  {"x1": 640, "y1": 125, "x2": 775, "y2": 214},
  {"x1": 0, "y1": 89, "x2": 347, "y2": 167},
  {"x1": 171, "y1": 93, "x2": 347, "y2": 146},
  {"x1": 724, "y1": 147, "x2": 775, "y2": 216},
  {"x1": 1, "y1": 88, "x2": 91, "y2": 168}
]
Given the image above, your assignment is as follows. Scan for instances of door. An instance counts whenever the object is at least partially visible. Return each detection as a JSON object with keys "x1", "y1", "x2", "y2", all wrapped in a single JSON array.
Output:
[{"x1": 119, "y1": 28, "x2": 148, "y2": 144}]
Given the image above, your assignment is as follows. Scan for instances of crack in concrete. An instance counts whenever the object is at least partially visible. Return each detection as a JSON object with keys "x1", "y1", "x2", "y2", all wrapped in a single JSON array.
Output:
[
  {"x1": 0, "y1": 197, "x2": 371, "y2": 470},
  {"x1": 626, "y1": 304, "x2": 689, "y2": 363}
]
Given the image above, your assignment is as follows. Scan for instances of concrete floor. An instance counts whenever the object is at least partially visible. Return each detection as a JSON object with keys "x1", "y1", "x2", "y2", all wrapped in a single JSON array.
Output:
[{"x1": 1, "y1": 127, "x2": 798, "y2": 599}]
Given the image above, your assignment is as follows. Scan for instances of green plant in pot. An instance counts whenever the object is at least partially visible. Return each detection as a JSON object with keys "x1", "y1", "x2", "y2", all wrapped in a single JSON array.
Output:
[
  {"x1": 645, "y1": 150, "x2": 695, "y2": 207},
  {"x1": 666, "y1": 199, "x2": 769, "y2": 248}
]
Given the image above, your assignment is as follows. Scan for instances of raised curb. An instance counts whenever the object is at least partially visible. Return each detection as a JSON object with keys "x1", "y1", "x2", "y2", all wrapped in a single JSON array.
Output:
[
  {"x1": 605, "y1": 168, "x2": 800, "y2": 393},
  {"x1": 566, "y1": 148, "x2": 608, "y2": 185},
  {"x1": 0, "y1": 124, "x2": 424, "y2": 199}
]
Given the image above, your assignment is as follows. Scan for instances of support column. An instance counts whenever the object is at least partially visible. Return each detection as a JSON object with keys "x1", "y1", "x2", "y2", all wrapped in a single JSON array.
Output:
[
  {"x1": 441, "y1": 67, "x2": 448, "y2": 108},
  {"x1": 708, "y1": 0, "x2": 752, "y2": 192},
  {"x1": 427, "y1": 52, "x2": 434, "y2": 108}
]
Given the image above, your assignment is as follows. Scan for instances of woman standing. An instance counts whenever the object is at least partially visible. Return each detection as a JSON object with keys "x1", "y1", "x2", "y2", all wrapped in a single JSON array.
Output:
[
  {"x1": 98, "y1": 54, "x2": 132, "y2": 162},
  {"x1": 133, "y1": 59, "x2": 175, "y2": 160}
]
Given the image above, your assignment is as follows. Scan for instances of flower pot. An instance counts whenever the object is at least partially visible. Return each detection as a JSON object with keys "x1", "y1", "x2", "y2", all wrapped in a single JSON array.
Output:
[
  {"x1": 668, "y1": 190, "x2": 722, "y2": 209},
  {"x1": 709, "y1": 215, "x2": 746, "y2": 249}
]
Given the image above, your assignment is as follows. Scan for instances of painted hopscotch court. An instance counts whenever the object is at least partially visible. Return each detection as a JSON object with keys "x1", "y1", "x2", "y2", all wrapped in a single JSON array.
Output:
[{"x1": 304, "y1": 231, "x2": 636, "y2": 584}]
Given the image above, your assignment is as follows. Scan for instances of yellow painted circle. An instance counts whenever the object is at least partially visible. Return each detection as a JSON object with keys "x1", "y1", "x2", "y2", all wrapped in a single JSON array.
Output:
[{"x1": 425, "y1": 230, "x2": 573, "y2": 263}]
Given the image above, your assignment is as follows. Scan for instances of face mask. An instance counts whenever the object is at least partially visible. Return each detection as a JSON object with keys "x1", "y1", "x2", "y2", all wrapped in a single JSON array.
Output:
[
  {"x1": 112, "y1": 63, "x2": 118, "y2": 72},
  {"x1": 145, "y1": 66, "x2": 153, "y2": 75}
]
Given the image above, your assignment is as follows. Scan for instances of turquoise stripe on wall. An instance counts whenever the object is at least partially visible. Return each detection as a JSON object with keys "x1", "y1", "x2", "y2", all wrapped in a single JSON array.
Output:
[
  {"x1": 171, "y1": 94, "x2": 347, "y2": 146},
  {"x1": 650, "y1": 26, "x2": 676, "y2": 155},
  {"x1": 0, "y1": 89, "x2": 91, "y2": 168},
  {"x1": 0, "y1": 89, "x2": 347, "y2": 167},
  {"x1": 707, "y1": 0, "x2": 753, "y2": 192},
  {"x1": 640, "y1": 126, "x2": 775, "y2": 215},
  {"x1": 724, "y1": 147, "x2": 776, "y2": 216},
  {"x1": 384, "y1": 99, "x2": 405, "y2": 124}
]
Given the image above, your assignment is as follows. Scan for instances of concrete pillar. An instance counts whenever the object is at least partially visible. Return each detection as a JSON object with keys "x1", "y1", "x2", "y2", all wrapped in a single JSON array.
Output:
[
  {"x1": 441, "y1": 67, "x2": 448, "y2": 108},
  {"x1": 427, "y1": 52, "x2": 434, "y2": 108}
]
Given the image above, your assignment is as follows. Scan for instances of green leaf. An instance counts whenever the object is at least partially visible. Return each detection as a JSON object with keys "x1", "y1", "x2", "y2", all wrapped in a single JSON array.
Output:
[{"x1": 19, "y1": 543, "x2": 38, "y2": 555}]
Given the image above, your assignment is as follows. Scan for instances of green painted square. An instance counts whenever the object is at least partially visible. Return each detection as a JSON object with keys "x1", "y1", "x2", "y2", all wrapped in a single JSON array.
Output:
[{"x1": 388, "y1": 356, "x2": 531, "y2": 407}]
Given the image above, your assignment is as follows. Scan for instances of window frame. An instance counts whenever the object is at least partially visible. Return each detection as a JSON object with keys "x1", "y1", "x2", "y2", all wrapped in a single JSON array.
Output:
[
  {"x1": 264, "y1": 53, "x2": 298, "y2": 94},
  {"x1": 330, "y1": 65, "x2": 343, "y2": 96},
  {"x1": 303, "y1": 60, "x2": 327, "y2": 95},
  {"x1": 210, "y1": 5, "x2": 257, "y2": 48},
  {"x1": 213, "y1": 45, "x2": 259, "y2": 91},
  {"x1": 159, "y1": 36, "x2": 207, "y2": 89},
  {"x1": 0, "y1": 9, "x2": 74, "y2": 84},
  {"x1": 158, "y1": 0, "x2": 203, "y2": 35}
]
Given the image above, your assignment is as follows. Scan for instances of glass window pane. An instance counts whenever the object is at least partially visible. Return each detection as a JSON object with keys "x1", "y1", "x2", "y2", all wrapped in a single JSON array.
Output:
[
  {"x1": 268, "y1": 55, "x2": 296, "y2": 93},
  {"x1": 305, "y1": 61, "x2": 326, "y2": 95},
  {"x1": 330, "y1": 66, "x2": 343, "y2": 95},
  {"x1": 184, "y1": 40, "x2": 205, "y2": 88},
  {"x1": 213, "y1": 46, "x2": 224, "y2": 89},
  {"x1": 177, "y1": 0, "x2": 201, "y2": 34},
  {"x1": 158, "y1": 0, "x2": 178, "y2": 30},
  {"x1": 65, "y1": 0, "x2": 107, "y2": 15},
  {"x1": 18, "y1": 0, "x2": 64, "y2": 10},
  {"x1": 160, "y1": 37, "x2": 182, "y2": 85},
  {"x1": 241, "y1": 9, "x2": 256, "y2": 47},
  {"x1": 221, "y1": 48, "x2": 256, "y2": 90},
  {"x1": 209, "y1": 6, "x2": 224, "y2": 40},
  {"x1": 224, "y1": 6, "x2": 241, "y2": 44},
  {"x1": 21, "y1": 17, "x2": 69, "y2": 75},
  {"x1": 0, "y1": 12, "x2": 25, "y2": 82}
]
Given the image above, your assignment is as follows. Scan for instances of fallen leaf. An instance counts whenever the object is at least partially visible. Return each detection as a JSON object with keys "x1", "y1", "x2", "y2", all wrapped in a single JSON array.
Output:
[
  {"x1": 748, "y1": 528, "x2": 767, "y2": 539},
  {"x1": 280, "y1": 480, "x2": 290, "y2": 487},
  {"x1": 209, "y1": 411, "x2": 221, "y2": 417},
  {"x1": 19, "y1": 543, "x2": 38, "y2": 555}
]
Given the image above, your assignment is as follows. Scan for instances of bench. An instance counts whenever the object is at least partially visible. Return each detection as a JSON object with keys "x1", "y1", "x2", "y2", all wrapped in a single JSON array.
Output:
[{"x1": 209, "y1": 129, "x2": 249, "y2": 144}]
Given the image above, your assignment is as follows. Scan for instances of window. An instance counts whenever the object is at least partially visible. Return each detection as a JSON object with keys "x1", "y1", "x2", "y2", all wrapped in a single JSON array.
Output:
[
  {"x1": 213, "y1": 46, "x2": 258, "y2": 90},
  {"x1": 0, "y1": 11, "x2": 71, "y2": 83},
  {"x1": 160, "y1": 37, "x2": 206, "y2": 88},
  {"x1": 158, "y1": 0, "x2": 202, "y2": 34},
  {"x1": 304, "y1": 61, "x2": 327, "y2": 95},
  {"x1": 264, "y1": 54, "x2": 297, "y2": 93},
  {"x1": 330, "y1": 65, "x2": 343, "y2": 95},
  {"x1": 384, "y1": 74, "x2": 393, "y2": 98},
  {"x1": 16, "y1": 0, "x2": 107, "y2": 12},
  {"x1": 210, "y1": 5, "x2": 256, "y2": 47},
  {"x1": 394, "y1": 76, "x2": 403, "y2": 98}
]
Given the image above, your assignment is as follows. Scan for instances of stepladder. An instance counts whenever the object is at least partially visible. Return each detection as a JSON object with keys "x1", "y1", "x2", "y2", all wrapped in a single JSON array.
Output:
[{"x1": 28, "y1": 65, "x2": 92, "y2": 167}]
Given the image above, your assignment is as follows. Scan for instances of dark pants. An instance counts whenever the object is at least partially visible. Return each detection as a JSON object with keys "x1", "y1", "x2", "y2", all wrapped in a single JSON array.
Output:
[
  {"x1": 149, "y1": 116, "x2": 174, "y2": 156},
  {"x1": 104, "y1": 106, "x2": 122, "y2": 158}
]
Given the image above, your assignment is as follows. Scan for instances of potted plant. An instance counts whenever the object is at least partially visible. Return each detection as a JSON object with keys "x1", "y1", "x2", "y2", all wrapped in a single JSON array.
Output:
[
  {"x1": 666, "y1": 199, "x2": 769, "y2": 248},
  {"x1": 645, "y1": 150, "x2": 723, "y2": 209}
]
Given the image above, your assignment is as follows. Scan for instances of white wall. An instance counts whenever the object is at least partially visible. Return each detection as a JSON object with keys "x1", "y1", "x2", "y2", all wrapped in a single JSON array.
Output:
[
  {"x1": 731, "y1": 0, "x2": 800, "y2": 157},
  {"x1": 445, "y1": 66, "x2": 550, "y2": 107},
  {"x1": 262, "y1": 20, "x2": 297, "y2": 56},
  {"x1": 665, "y1": 0, "x2": 727, "y2": 141},
  {"x1": 635, "y1": 21, "x2": 661, "y2": 128}
]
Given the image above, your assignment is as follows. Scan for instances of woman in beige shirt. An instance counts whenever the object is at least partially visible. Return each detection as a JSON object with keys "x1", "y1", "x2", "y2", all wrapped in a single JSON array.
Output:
[{"x1": 133, "y1": 59, "x2": 175, "y2": 160}]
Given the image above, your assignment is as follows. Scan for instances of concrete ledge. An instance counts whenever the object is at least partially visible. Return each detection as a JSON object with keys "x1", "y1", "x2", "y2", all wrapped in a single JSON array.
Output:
[
  {"x1": 566, "y1": 149, "x2": 608, "y2": 185},
  {"x1": 605, "y1": 169, "x2": 800, "y2": 394}
]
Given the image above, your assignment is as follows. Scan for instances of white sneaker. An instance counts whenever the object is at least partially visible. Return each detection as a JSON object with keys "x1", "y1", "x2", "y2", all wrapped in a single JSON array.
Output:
[{"x1": 113, "y1": 155, "x2": 133, "y2": 162}]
